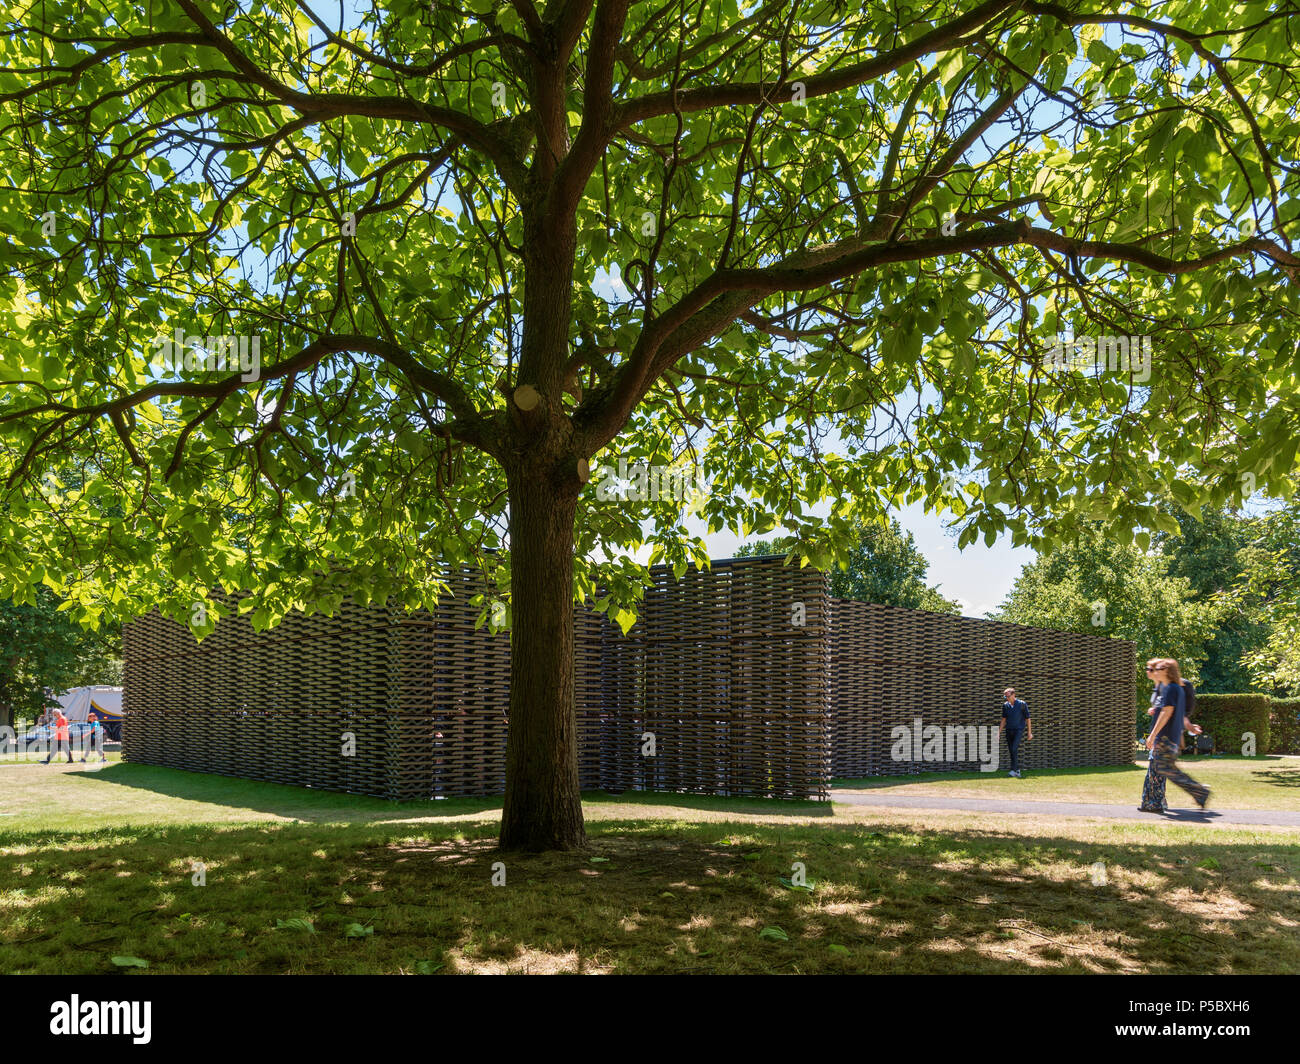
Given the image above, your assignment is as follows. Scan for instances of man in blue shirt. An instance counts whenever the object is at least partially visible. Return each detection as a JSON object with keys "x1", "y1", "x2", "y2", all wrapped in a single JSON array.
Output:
[{"x1": 1000, "y1": 688, "x2": 1033, "y2": 777}]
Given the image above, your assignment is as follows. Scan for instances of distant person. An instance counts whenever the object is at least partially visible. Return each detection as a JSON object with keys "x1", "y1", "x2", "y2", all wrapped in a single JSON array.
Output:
[
  {"x1": 1181, "y1": 676, "x2": 1204, "y2": 749},
  {"x1": 1145, "y1": 659, "x2": 1210, "y2": 811},
  {"x1": 41, "y1": 709, "x2": 74, "y2": 765},
  {"x1": 999, "y1": 688, "x2": 1032, "y2": 778},
  {"x1": 81, "y1": 712, "x2": 107, "y2": 763}
]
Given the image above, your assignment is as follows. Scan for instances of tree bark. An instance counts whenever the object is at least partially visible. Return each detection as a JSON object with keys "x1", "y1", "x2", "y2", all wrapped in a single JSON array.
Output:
[{"x1": 498, "y1": 463, "x2": 587, "y2": 851}]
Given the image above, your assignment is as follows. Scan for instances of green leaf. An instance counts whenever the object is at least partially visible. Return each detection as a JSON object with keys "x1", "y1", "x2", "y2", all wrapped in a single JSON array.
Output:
[
  {"x1": 758, "y1": 926, "x2": 789, "y2": 941},
  {"x1": 111, "y1": 955, "x2": 149, "y2": 968},
  {"x1": 275, "y1": 917, "x2": 317, "y2": 934}
]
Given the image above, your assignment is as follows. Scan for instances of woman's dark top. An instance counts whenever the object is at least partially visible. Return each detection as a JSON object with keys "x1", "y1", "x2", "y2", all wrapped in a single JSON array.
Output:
[{"x1": 1153, "y1": 682, "x2": 1185, "y2": 745}]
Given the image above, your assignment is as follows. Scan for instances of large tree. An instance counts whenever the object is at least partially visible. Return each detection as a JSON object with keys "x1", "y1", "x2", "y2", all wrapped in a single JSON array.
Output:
[{"x1": 2, "y1": 2, "x2": 1298, "y2": 849}]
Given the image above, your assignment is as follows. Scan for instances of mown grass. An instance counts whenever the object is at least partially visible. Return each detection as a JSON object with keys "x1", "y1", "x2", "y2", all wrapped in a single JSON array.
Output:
[
  {"x1": 835, "y1": 755, "x2": 1300, "y2": 810},
  {"x1": 2, "y1": 760, "x2": 1298, "y2": 974}
]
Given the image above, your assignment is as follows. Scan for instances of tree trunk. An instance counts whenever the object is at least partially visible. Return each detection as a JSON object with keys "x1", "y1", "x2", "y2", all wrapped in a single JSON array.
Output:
[{"x1": 498, "y1": 465, "x2": 587, "y2": 851}]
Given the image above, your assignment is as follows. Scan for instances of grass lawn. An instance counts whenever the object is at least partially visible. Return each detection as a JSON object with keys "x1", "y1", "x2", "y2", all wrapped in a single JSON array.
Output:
[
  {"x1": 1, "y1": 759, "x2": 1297, "y2": 974},
  {"x1": 835, "y1": 754, "x2": 1300, "y2": 810}
]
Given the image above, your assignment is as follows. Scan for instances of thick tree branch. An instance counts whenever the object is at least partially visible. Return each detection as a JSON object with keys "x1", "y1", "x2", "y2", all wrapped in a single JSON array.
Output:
[
  {"x1": 3, "y1": 336, "x2": 500, "y2": 488},
  {"x1": 550, "y1": 0, "x2": 630, "y2": 221},
  {"x1": 610, "y1": 0, "x2": 1021, "y2": 130},
  {"x1": 173, "y1": 0, "x2": 529, "y2": 191},
  {"x1": 580, "y1": 223, "x2": 1300, "y2": 451}
]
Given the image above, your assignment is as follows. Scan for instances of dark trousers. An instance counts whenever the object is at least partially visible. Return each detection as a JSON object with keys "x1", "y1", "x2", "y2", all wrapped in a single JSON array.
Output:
[
  {"x1": 1140, "y1": 757, "x2": 1167, "y2": 811},
  {"x1": 1005, "y1": 728, "x2": 1024, "y2": 772},
  {"x1": 1152, "y1": 738, "x2": 1209, "y2": 806}
]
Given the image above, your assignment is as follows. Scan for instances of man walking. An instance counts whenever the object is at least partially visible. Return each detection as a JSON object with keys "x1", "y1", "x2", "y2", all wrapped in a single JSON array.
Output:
[
  {"x1": 40, "y1": 708, "x2": 74, "y2": 765},
  {"x1": 1000, "y1": 688, "x2": 1033, "y2": 778}
]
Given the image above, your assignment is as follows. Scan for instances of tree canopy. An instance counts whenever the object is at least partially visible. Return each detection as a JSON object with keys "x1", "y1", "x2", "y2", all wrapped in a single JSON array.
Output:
[
  {"x1": 2, "y1": 1, "x2": 1298, "y2": 848},
  {"x1": 1216, "y1": 504, "x2": 1300, "y2": 693}
]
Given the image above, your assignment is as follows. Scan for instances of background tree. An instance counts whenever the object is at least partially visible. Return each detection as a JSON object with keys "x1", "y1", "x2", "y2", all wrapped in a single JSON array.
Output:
[
  {"x1": 1221, "y1": 500, "x2": 1300, "y2": 694},
  {"x1": 2, "y1": 2, "x2": 1298, "y2": 849},
  {"x1": 0, "y1": 589, "x2": 122, "y2": 730},
  {"x1": 992, "y1": 530, "x2": 1218, "y2": 703},
  {"x1": 1153, "y1": 505, "x2": 1269, "y2": 692},
  {"x1": 739, "y1": 518, "x2": 960, "y2": 612}
]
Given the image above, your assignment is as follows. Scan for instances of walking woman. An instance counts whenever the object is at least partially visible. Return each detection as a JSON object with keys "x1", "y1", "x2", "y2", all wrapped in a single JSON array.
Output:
[
  {"x1": 1138, "y1": 659, "x2": 1168, "y2": 813},
  {"x1": 1144, "y1": 659, "x2": 1211, "y2": 811}
]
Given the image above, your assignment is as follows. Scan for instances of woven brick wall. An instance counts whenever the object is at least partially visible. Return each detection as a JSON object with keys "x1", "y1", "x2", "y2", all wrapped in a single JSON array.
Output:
[
  {"x1": 828, "y1": 599, "x2": 1135, "y2": 777},
  {"x1": 122, "y1": 558, "x2": 830, "y2": 801},
  {"x1": 122, "y1": 558, "x2": 1133, "y2": 801}
]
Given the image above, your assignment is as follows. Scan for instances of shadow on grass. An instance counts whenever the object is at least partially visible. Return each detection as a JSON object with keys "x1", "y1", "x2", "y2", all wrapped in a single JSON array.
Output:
[
  {"x1": 68, "y1": 762, "x2": 831, "y2": 824},
  {"x1": 70, "y1": 762, "x2": 504, "y2": 823},
  {"x1": 2, "y1": 815, "x2": 1296, "y2": 974},
  {"x1": 1251, "y1": 767, "x2": 1300, "y2": 788},
  {"x1": 583, "y1": 789, "x2": 833, "y2": 818}
]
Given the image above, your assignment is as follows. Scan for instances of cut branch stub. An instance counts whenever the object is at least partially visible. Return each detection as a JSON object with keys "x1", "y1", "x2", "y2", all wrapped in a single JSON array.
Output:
[{"x1": 513, "y1": 384, "x2": 541, "y2": 411}]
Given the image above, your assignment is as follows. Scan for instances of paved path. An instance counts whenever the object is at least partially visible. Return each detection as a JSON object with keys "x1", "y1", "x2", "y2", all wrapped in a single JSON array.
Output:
[{"x1": 832, "y1": 791, "x2": 1300, "y2": 828}]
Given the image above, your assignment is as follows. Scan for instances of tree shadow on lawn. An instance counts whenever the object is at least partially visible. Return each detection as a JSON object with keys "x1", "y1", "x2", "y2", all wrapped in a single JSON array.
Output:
[
  {"x1": 2, "y1": 816, "x2": 1296, "y2": 974},
  {"x1": 1250, "y1": 766, "x2": 1300, "y2": 788},
  {"x1": 68, "y1": 762, "x2": 504, "y2": 823},
  {"x1": 584, "y1": 789, "x2": 834, "y2": 818},
  {"x1": 70, "y1": 763, "x2": 831, "y2": 824}
]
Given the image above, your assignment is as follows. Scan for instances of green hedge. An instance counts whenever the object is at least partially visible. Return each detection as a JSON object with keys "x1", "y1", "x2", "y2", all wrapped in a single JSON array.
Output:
[
  {"x1": 1193, "y1": 694, "x2": 1272, "y2": 755},
  {"x1": 1270, "y1": 698, "x2": 1300, "y2": 755}
]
